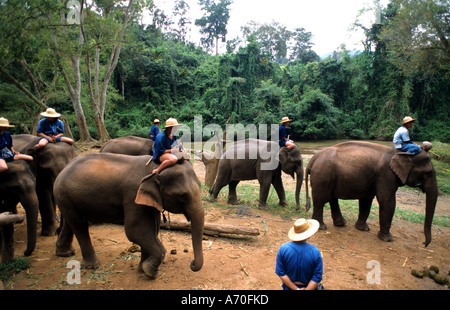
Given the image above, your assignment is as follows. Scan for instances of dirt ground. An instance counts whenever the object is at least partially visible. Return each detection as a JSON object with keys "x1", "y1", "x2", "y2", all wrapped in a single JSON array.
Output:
[{"x1": 2, "y1": 146, "x2": 449, "y2": 291}]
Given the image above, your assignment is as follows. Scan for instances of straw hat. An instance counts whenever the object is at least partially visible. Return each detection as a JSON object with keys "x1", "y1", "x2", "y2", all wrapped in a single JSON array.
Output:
[
  {"x1": 281, "y1": 117, "x2": 292, "y2": 123},
  {"x1": 164, "y1": 118, "x2": 182, "y2": 128},
  {"x1": 288, "y1": 218, "x2": 320, "y2": 241},
  {"x1": 41, "y1": 108, "x2": 61, "y2": 118},
  {"x1": 402, "y1": 116, "x2": 417, "y2": 125},
  {"x1": 153, "y1": 119, "x2": 161, "y2": 124},
  {"x1": 0, "y1": 117, "x2": 15, "y2": 128}
]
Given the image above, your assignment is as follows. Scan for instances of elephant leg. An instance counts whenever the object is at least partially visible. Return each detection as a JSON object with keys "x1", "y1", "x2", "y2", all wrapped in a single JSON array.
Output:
[
  {"x1": 311, "y1": 192, "x2": 328, "y2": 230},
  {"x1": 60, "y1": 208, "x2": 99, "y2": 268},
  {"x1": 0, "y1": 224, "x2": 14, "y2": 263},
  {"x1": 355, "y1": 197, "x2": 374, "y2": 231},
  {"x1": 55, "y1": 217, "x2": 76, "y2": 257},
  {"x1": 272, "y1": 173, "x2": 287, "y2": 207},
  {"x1": 36, "y1": 181, "x2": 58, "y2": 236},
  {"x1": 376, "y1": 193, "x2": 396, "y2": 242},
  {"x1": 330, "y1": 198, "x2": 347, "y2": 227},
  {"x1": 227, "y1": 181, "x2": 240, "y2": 205},
  {"x1": 257, "y1": 179, "x2": 272, "y2": 210},
  {"x1": 125, "y1": 208, "x2": 165, "y2": 279},
  {"x1": 209, "y1": 177, "x2": 228, "y2": 201}
]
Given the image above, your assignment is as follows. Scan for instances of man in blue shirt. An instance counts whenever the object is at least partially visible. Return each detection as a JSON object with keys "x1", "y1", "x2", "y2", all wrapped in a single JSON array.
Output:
[
  {"x1": 149, "y1": 119, "x2": 161, "y2": 141},
  {"x1": 0, "y1": 117, "x2": 33, "y2": 173},
  {"x1": 34, "y1": 108, "x2": 74, "y2": 150},
  {"x1": 279, "y1": 117, "x2": 295, "y2": 149},
  {"x1": 393, "y1": 116, "x2": 421, "y2": 155},
  {"x1": 275, "y1": 218, "x2": 323, "y2": 290},
  {"x1": 152, "y1": 118, "x2": 188, "y2": 174}
]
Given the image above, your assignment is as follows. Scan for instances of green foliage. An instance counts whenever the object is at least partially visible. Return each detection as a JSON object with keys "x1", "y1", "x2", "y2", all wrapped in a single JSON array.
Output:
[{"x1": 0, "y1": 257, "x2": 30, "y2": 282}]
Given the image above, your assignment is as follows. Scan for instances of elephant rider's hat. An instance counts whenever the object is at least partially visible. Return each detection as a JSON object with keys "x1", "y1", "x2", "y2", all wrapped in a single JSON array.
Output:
[
  {"x1": 0, "y1": 117, "x2": 15, "y2": 128},
  {"x1": 153, "y1": 119, "x2": 161, "y2": 124},
  {"x1": 402, "y1": 116, "x2": 417, "y2": 125},
  {"x1": 164, "y1": 118, "x2": 182, "y2": 128},
  {"x1": 41, "y1": 108, "x2": 61, "y2": 118},
  {"x1": 281, "y1": 117, "x2": 292, "y2": 124},
  {"x1": 288, "y1": 218, "x2": 320, "y2": 242}
]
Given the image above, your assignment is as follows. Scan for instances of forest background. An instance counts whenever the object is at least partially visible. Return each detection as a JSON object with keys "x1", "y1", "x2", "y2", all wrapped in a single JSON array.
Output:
[{"x1": 0, "y1": 0, "x2": 449, "y2": 143}]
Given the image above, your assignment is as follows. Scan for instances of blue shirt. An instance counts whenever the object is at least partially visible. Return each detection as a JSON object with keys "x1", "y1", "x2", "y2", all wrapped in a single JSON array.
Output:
[
  {"x1": 0, "y1": 131, "x2": 14, "y2": 161},
  {"x1": 275, "y1": 241, "x2": 323, "y2": 290},
  {"x1": 152, "y1": 131, "x2": 180, "y2": 162},
  {"x1": 149, "y1": 125, "x2": 160, "y2": 141},
  {"x1": 393, "y1": 126, "x2": 411, "y2": 149},
  {"x1": 279, "y1": 125, "x2": 288, "y2": 147},
  {"x1": 37, "y1": 118, "x2": 65, "y2": 135}
]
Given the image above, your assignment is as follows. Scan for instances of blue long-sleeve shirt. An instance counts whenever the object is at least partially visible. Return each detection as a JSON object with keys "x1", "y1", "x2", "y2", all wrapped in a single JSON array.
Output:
[
  {"x1": 275, "y1": 241, "x2": 323, "y2": 290},
  {"x1": 152, "y1": 131, "x2": 181, "y2": 163}
]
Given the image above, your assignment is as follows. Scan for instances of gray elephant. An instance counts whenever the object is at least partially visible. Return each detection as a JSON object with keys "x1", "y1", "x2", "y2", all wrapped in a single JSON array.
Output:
[
  {"x1": 54, "y1": 153, "x2": 204, "y2": 279},
  {"x1": 305, "y1": 141, "x2": 438, "y2": 246},
  {"x1": 0, "y1": 161, "x2": 39, "y2": 262},
  {"x1": 13, "y1": 134, "x2": 75, "y2": 236},
  {"x1": 210, "y1": 138, "x2": 303, "y2": 210},
  {"x1": 100, "y1": 136, "x2": 154, "y2": 156}
]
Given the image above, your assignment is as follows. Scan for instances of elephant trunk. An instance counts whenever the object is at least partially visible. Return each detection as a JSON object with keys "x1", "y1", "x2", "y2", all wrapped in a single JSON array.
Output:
[
  {"x1": 423, "y1": 173, "x2": 438, "y2": 247},
  {"x1": 295, "y1": 165, "x2": 304, "y2": 210},
  {"x1": 188, "y1": 200, "x2": 205, "y2": 272}
]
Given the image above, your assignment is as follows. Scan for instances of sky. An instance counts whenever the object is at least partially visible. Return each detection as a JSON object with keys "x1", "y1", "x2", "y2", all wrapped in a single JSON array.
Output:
[{"x1": 151, "y1": 0, "x2": 390, "y2": 57}]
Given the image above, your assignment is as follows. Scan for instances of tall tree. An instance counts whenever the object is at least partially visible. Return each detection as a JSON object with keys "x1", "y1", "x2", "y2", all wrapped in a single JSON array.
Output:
[{"x1": 195, "y1": 0, "x2": 232, "y2": 55}]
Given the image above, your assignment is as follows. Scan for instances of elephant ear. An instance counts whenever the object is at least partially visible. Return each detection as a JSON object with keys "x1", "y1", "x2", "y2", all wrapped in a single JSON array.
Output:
[
  {"x1": 389, "y1": 154, "x2": 413, "y2": 185},
  {"x1": 135, "y1": 173, "x2": 164, "y2": 211}
]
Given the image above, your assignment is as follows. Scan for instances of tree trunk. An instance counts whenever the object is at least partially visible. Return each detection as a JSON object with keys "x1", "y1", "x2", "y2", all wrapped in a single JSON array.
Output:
[{"x1": 160, "y1": 218, "x2": 260, "y2": 237}]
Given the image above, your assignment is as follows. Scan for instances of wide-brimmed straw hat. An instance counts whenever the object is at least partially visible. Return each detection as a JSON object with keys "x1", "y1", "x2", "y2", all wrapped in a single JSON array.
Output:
[
  {"x1": 402, "y1": 116, "x2": 417, "y2": 125},
  {"x1": 281, "y1": 117, "x2": 292, "y2": 123},
  {"x1": 0, "y1": 117, "x2": 15, "y2": 128},
  {"x1": 153, "y1": 119, "x2": 161, "y2": 124},
  {"x1": 164, "y1": 118, "x2": 182, "y2": 128},
  {"x1": 288, "y1": 218, "x2": 320, "y2": 241},
  {"x1": 41, "y1": 108, "x2": 61, "y2": 118}
]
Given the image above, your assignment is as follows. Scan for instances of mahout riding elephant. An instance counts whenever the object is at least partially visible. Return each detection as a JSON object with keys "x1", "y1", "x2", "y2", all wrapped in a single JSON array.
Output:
[
  {"x1": 0, "y1": 161, "x2": 39, "y2": 262},
  {"x1": 305, "y1": 141, "x2": 438, "y2": 246},
  {"x1": 54, "y1": 153, "x2": 204, "y2": 279},
  {"x1": 210, "y1": 138, "x2": 303, "y2": 210},
  {"x1": 100, "y1": 136, "x2": 154, "y2": 156},
  {"x1": 13, "y1": 134, "x2": 75, "y2": 236}
]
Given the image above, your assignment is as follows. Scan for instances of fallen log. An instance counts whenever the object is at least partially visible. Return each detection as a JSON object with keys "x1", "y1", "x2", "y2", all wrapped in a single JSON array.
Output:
[
  {"x1": 0, "y1": 212, "x2": 24, "y2": 226},
  {"x1": 161, "y1": 219, "x2": 260, "y2": 237}
]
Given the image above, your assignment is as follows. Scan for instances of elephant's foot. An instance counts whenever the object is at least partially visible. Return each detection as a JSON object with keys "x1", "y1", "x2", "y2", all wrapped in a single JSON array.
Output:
[
  {"x1": 41, "y1": 225, "x2": 58, "y2": 236},
  {"x1": 355, "y1": 220, "x2": 370, "y2": 231},
  {"x1": 81, "y1": 257, "x2": 100, "y2": 269},
  {"x1": 318, "y1": 222, "x2": 327, "y2": 230},
  {"x1": 258, "y1": 203, "x2": 269, "y2": 210},
  {"x1": 228, "y1": 198, "x2": 239, "y2": 205},
  {"x1": 140, "y1": 260, "x2": 161, "y2": 279},
  {"x1": 279, "y1": 200, "x2": 288, "y2": 208},
  {"x1": 377, "y1": 231, "x2": 394, "y2": 242},
  {"x1": 333, "y1": 217, "x2": 347, "y2": 227},
  {"x1": 56, "y1": 246, "x2": 76, "y2": 257}
]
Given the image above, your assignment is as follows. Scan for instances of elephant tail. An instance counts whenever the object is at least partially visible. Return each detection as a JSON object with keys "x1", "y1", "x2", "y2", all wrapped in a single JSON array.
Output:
[{"x1": 305, "y1": 167, "x2": 311, "y2": 212}]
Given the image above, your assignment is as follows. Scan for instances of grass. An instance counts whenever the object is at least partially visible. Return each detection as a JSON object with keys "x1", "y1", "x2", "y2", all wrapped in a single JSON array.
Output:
[{"x1": 0, "y1": 257, "x2": 30, "y2": 282}]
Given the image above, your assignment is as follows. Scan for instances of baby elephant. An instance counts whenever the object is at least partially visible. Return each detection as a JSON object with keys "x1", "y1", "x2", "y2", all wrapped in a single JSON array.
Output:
[{"x1": 54, "y1": 153, "x2": 204, "y2": 279}]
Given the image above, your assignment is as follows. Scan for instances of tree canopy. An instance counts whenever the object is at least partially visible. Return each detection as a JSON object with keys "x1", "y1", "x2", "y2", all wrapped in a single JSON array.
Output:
[{"x1": 0, "y1": 0, "x2": 448, "y2": 142}]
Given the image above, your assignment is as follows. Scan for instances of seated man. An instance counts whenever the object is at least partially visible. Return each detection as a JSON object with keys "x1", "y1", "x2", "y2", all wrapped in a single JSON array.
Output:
[
  {"x1": 279, "y1": 117, "x2": 295, "y2": 150},
  {"x1": 393, "y1": 116, "x2": 421, "y2": 155},
  {"x1": 152, "y1": 118, "x2": 188, "y2": 174},
  {"x1": 0, "y1": 117, "x2": 33, "y2": 173},
  {"x1": 34, "y1": 108, "x2": 74, "y2": 150}
]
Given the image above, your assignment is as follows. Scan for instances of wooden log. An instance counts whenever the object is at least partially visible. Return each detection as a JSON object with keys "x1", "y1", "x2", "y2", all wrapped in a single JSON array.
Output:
[
  {"x1": 0, "y1": 212, "x2": 25, "y2": 226},
  {"x1": 161, "y1": 219, "x2": 260, "y2": 237}
]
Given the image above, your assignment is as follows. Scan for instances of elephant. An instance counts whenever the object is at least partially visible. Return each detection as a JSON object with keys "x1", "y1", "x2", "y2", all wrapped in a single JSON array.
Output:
[
  {"x1": 13, "y1": 134, "x2": 75, "y2": 236},
  {"x1": 100, "y1": 136, "x2": 154, "y2": 156},
  {"x1": 304, "y1": 141, "x2": 438, "y2": 246},
  {"x1": 0, "y1": 160, "x2": 39, "y2": 262},
  {"x1": 210, "y1": 138, "x2": 304, "y2": 210},
  {"x1": 53, "y1": 153, "x2": 204, "y2": 279}
]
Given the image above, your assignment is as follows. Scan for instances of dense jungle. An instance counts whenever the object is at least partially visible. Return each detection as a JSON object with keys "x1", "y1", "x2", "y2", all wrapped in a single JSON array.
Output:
[{"x1": 0, "y1": 0, "x2": 449, "y2": 144}]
